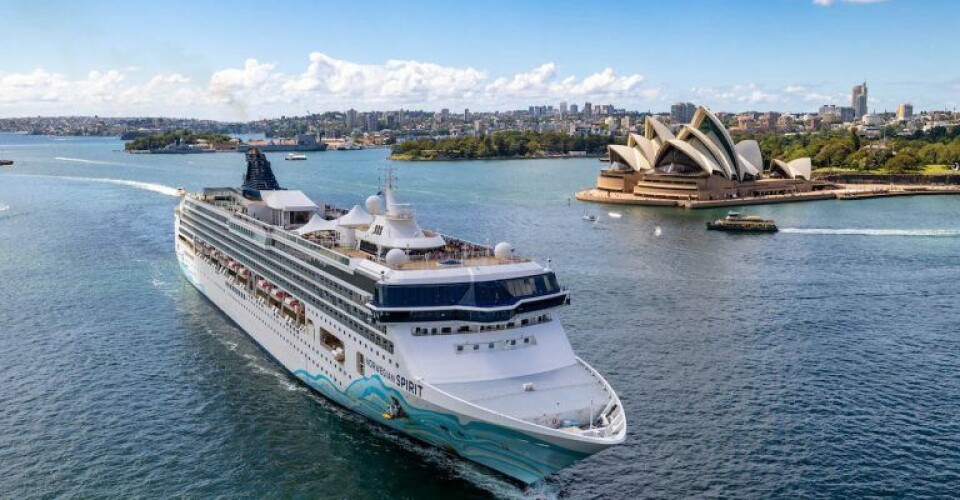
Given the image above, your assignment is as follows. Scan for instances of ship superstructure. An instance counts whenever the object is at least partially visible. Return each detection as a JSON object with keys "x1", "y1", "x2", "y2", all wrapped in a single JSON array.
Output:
[{"x1": 174, "y1": 149, "x2": 626, "y2": 483}]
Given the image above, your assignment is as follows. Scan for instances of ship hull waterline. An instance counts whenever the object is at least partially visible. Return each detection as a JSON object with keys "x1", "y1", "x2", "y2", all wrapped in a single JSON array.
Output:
[{"x1": 175, "y1": 240, "x2": 611, "y2": 484}]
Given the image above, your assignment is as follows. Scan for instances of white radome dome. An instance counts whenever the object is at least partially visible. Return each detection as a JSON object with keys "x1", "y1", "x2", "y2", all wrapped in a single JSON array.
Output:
[
  {"x1": 494, "y1": 242, "x2": 514, "y2": 260},
  {"x1": 385, "y1": 248, "x2": 408, "y2": 267},
  {"x1": 365, "y1": 195, "x2": 384, "y2": 215}
]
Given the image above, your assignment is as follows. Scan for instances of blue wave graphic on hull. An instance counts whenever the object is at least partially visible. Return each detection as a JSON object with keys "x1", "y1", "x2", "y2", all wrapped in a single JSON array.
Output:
[{"x1": 292, "y1": 369, "x2": 588, "y2": 484}]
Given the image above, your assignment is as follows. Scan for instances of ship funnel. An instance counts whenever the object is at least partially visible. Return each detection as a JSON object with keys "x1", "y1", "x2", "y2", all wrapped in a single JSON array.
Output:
[{"x1": 242, "y1": 148, "x2": 282, "y2": 192}]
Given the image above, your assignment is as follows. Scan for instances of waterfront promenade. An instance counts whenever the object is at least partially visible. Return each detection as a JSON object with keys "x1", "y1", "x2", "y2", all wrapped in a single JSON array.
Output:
[{"x1": 576, "y1": 183, "x2": 960, "y2": 209}]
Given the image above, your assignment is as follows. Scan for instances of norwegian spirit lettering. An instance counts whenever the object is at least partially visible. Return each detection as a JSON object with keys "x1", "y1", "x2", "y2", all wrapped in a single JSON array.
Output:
[{"x1": 366, "y1": 359, "x2": 423, "y2": 397}]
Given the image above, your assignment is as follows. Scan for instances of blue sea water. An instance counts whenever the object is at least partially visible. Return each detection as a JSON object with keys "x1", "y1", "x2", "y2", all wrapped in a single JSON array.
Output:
[{"x1": 0, "y1": 135, "x2": 959, "y2": 498}]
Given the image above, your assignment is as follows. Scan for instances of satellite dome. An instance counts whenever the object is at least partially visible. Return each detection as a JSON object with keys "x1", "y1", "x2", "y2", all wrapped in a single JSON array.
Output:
[
  {"x1": 365, "y1": 195, "x2": 384, "y2": 215},
  {"x1": 385, "y1": 248, "x2": 408, "y2": 267},
  {"x1": 494, "y1": 242, "x2": 514, "y2": 260}
]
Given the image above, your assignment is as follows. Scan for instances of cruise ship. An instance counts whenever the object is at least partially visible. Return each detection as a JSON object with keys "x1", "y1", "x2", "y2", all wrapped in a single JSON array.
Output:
[{"x1": 174, "y1": 149, "x2": 626, "y2": 483}]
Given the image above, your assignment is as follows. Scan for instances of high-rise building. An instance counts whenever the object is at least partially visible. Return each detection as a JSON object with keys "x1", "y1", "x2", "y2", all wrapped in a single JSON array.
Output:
[
  {"x1": 385, "y1": 112, "x2": 398, "y2": 129},
  {"x1": 584, "y1": 102, "x2": 592, "y2": 117},
  {"x1": 463, "y1": 108, "x2": 470, "y2": 122},
  {"x1": 570, "y1": 104, "x2": 579, "y2": 114},
  {"x1": 670, "y1": 102, "x2": 696, "y2": 124},
  {"x1": 364, "y1": 112, "x2": 379, "y2": 132},
  {"x1": 345, "y1": 108, "x2": 358, "y2": 130},
  {"x1": 852, "y1": 81, "x2": 868, "y2": 119},
  {"x1": 897, "y1": 103, "x2": 914, "y2": 120},
  {"x1": 559, "y1": 101, "x2": 568, "y2": 115},
  {"x1": 440, "y1": 108, "x2": 450, "y2": 122},
  {"x1": 839, "y1": 106, "x2": 856, "y2": 123}
]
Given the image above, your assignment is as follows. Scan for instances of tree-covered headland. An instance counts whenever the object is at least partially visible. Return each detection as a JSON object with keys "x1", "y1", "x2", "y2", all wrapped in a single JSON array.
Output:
[
  {"x1": 390, "y1": 131, "x2": 619, "y2": 160},
  {"x1": 124, "y1": 130, "x2": 234, "y2": 151},
  {"x1": 735, "y1": 126, "x2": 960, "y2": 174}
]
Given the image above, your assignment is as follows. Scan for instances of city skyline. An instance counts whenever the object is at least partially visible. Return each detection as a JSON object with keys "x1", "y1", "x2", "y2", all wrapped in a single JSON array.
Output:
[{"x1": 2, "y1": 0, "x2": 959, "y2": 120}]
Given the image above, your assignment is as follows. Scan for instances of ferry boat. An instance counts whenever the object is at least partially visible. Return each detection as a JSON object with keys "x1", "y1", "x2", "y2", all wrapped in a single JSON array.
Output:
[
  {"x1": 174, "y1": 149, "x2": 626, "y2": 483},
  {"x1": 706, "y1": 211, "x2": 778, "y2": 232},
  {"x1": 285, "y1": 153, "x2": 308, "y2": 161}
]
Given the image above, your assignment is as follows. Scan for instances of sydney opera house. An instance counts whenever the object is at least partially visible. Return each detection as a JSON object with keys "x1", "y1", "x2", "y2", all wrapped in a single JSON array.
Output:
[{"x1": 577, "y1": 106, "x2": 835, "y2": 207}]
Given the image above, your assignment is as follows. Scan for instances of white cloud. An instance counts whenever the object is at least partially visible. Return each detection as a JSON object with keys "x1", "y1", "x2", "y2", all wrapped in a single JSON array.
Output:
[
  {"x1": 209, "y1": 59, "x2": 281, "y2": 103},
  {"x1": 0, "y1": 53, "x2": 653, "y2": 119},
  {"x1": 485, "y1": 63, "x2": 644, "y2": 98},
  {"x1": 285, "y1": 52, "x2": 487, "y2": 103},
  {"x1": 0, "y1": 69, "x2": 125, "y2": 105}
]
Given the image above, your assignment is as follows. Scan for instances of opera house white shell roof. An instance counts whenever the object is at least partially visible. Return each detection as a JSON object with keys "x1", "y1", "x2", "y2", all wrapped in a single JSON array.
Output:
[{"x1": 607, "y1": 105, "x2": 812, "y2": 181}]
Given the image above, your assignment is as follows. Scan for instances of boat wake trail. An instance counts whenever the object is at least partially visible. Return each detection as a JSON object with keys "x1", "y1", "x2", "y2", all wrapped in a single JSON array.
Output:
[
  {"x1": 780, "y1": 228, "x2": 960, "y2": 237},
  {"x1": 0, "y1": 203, "x2": 8, "y2": 213},
  {"x1": 54, "y1": 156, "x2": 123, "y2": 166},
  {"x1": 6, "y1": 173, "x2": 180, "y2": 197}
]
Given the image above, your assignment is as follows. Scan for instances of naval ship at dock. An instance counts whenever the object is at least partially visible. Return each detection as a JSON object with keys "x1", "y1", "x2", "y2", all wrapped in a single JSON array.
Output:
[{"x1": 173, "y1": 149, "x2": 626, "y2": 483}]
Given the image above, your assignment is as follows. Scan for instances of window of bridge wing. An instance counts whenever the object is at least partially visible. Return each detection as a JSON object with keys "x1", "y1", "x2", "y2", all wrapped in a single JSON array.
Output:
[{"x1": 376, "y1": 273, "x2": 560, "y2": 308}]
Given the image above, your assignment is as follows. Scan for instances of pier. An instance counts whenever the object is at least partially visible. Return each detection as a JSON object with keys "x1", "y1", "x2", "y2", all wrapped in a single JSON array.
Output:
[{"x1": 575, "y1": 183, "x2": 960, "y2": 209}]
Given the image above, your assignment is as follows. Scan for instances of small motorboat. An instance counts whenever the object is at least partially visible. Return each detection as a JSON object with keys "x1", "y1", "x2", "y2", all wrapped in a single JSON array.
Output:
[
  {"x1": 582, "y1": 213, "x2": 598, "y2": 222},
  {"x1": 285, "y1": 153, "x2": 307, "y2": 161},
  {"x1": 0, "y1": 160, "x2": 13, "y2": 167},
  {"x1": 707, "y1": 211, "x2": 778, "y2": 232},
  {"x1": 607, "y1": 212, "x2": 622, "y2": 219}
]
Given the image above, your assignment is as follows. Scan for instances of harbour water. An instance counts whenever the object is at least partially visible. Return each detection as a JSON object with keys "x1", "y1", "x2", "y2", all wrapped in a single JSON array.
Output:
[{"x1": 1, "y1": 135, "x2": 959, "y2": 498}]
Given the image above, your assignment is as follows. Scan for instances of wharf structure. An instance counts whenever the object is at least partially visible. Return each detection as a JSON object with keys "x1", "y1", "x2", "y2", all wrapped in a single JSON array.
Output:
[{"x1": 576, "y1": 106, "x2": 839, "y2": 208}]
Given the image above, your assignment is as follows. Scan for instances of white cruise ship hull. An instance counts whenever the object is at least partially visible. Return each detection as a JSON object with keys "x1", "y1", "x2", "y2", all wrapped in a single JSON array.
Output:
[{"x1": 175, "y1": 238, "x2": 617, "y2": 484}]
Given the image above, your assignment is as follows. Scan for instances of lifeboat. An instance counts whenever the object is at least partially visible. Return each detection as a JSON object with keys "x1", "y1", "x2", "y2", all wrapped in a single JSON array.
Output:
[{"x1": 273, "y1": 290, "x2": 287, "y2": 300}]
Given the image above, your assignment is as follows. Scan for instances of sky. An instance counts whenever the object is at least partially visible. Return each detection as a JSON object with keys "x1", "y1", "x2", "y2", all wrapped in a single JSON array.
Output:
[{"x1": 1, "y1": 0, "x2": 958, "y2": 121}]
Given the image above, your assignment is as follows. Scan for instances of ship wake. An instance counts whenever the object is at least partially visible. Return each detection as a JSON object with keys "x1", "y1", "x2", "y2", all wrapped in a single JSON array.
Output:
[
  {"x1": 780, "y1": 228, "x2": 960, "y2": 237},
  {"x1": 54, "y1": 156, "x2": 126, "y2": 166},
  {"x1": 6, "y1": 173, "x2": 180, "y2": 197}
]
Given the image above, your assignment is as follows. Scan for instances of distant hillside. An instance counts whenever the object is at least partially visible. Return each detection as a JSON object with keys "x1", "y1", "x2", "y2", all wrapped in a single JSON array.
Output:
[
  {"x1": 124, "y1": 130, "x2": 234, "y2": 151},
  {"x1": 390, "y1": 131, "x2": 620, "y2": 160}
]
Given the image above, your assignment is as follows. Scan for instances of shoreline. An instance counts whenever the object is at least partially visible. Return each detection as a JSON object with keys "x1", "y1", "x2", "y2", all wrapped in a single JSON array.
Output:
[{"x1": 575, "y1": 184, "x2": 960, "y2": 209}]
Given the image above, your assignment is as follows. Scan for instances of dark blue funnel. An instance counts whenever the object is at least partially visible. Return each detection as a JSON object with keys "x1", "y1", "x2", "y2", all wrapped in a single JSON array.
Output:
[{"x1": 241, "y1": 148, "x2": 281, "y2": 192}]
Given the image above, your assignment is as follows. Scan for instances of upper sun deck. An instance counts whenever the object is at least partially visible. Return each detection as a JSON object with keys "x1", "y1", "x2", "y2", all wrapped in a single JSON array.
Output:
[{"x1": 187, "y1": 188, "x2": 533, "y2": 275}]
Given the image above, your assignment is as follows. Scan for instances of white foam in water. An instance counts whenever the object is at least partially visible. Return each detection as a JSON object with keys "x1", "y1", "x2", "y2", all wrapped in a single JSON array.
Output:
[
  {"x1": 54, "y1": 156, "x2": 123, "y2": 166},
  {"x1": 0, "y1": 203, "x2": 9, "y2": 213},
  {"x1": 91, "y1": 177, "x2": 181, "y2": 197},
  {"x1": 8, "y1": 173, "x2": 180, "y2": 197},
  {"x1": 780, "y1": 228, "x2": 960, "y2": 237}
]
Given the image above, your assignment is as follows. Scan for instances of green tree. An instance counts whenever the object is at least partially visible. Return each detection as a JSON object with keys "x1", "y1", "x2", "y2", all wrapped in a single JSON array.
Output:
[{"x1": 884, "y1": 153, "x2": 921, "y2": 173}]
